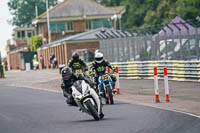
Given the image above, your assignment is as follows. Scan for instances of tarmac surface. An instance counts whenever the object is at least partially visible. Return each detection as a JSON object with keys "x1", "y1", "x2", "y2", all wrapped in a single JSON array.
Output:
[
  {"x1": 0, "y1": 84, "x2": 200, "y2": 133},
  {"x1": 1, "y1": 69, "x2": 200, "y2": 116}
]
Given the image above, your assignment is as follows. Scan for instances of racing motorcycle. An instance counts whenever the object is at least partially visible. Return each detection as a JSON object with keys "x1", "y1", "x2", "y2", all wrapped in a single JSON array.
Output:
[
  {"x1": 98, "y1": 73, "x2": 114, "y2": 104},
  {"x1": 71, "y1": 80, "x2": 104, "y2": 120}
]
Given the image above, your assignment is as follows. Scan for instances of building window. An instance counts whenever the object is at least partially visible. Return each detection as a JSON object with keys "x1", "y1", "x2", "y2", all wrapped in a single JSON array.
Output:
[
  {"x1": 65, "y1": 21, "x2": 73, "y2": 31},
  {"x1": 21, "y1": 31, "x2": 25, "y2": 38},
  {"x1": 50, "y1": 21, "x2": 65, "y2": 33},
  {"x1": 17, "y1": 31, "x2": 21, "y2": 38},
  {"x1": 28, "y1": 32, "x2": 32, "y2": 38},
  {"x1": 56, "y1": 22, "x2": 65, "y2": 32},
  {"x1": 86, "y1": 20, "x2": 93, "y2": 30},
  {"x1": 38, "y1": 24, "x2": 42, "y2": 34},
  {"x1": 93, "y1": 19, "x2": 112, "y2": 29}
]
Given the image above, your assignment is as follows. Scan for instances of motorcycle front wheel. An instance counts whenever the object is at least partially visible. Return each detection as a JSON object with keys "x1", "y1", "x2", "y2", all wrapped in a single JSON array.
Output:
[{"x1": 85, "y1": 100, "x2": 100, "y2": 121}]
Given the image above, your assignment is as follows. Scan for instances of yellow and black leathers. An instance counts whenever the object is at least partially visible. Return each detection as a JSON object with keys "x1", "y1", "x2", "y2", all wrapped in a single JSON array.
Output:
[
  {"x1": 90, "y1": 60, "x2": 113, "y2": 75},
  {"x1": 68, "y1": 59, "x2": 87, "y2": 72},
  {"x1": 90, "y1": 60, "x2": 117, "y2": 89}
]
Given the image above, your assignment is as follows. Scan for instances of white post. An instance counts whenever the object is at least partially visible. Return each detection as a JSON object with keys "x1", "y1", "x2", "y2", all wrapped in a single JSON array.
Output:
[
  {"x1": 46, "y1": 0, "x2": 51, "y2": 43},
  {"x1": 164, "y1": 67, "x2": 170, "y2": 101},
  {"x1": 116, "y1": 65, "x2": 120, "y2": 94},
  {"x1": 154, "y1": 67, "x2": 160, "y2": 102},
  {"x1": 35, "y1": 6, "x2": 38, "y2": 18}
]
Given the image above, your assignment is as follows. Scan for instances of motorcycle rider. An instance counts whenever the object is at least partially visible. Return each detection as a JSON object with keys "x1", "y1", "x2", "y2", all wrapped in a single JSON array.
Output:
[
  {"x1": 61, "y1": 66, "x2": 104, "y2": 118},
  {"x1": 68, "y1": 52, "x2": 88, "y2": 73},
  {"x1": 32, "y1": 54, "x2": 38, "y2": 70},
  {"x1": 90, "y1": 52, "x2": 117, "y2": 95}
]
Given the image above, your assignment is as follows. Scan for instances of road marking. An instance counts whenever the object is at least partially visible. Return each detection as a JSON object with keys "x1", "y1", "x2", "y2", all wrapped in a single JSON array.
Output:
[{"x1": 143, "y1": 105, "x2": 200, "y2": 119}]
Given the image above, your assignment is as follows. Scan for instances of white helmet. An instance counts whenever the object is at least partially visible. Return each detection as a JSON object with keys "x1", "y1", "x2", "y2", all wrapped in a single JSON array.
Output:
[{"x1": 95, "y1": 52, "x2": 103, "y2": 63}]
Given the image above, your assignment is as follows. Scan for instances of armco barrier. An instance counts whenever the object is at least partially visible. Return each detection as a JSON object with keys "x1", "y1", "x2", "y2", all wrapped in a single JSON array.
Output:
[{"x1": 111, "y1": 60, "x2": 200, "y2": 82}]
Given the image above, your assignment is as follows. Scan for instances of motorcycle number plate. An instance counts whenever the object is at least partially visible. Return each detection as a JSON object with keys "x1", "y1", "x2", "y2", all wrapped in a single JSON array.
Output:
[
  {"x1": 102, "y1": 75, "x2": 109, "y2": 81},
  {"x1": 75, "y1": 69, "x2": 82, "y2": 74}
]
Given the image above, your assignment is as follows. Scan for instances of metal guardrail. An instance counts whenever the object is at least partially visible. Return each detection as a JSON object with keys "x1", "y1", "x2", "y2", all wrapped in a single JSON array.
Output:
[
  {"x1": 98, "y1": 29, "x2": 200, "y2": 62},
  {"x1": 111, "y1": 60, "x2": 200, "y2": 82}
]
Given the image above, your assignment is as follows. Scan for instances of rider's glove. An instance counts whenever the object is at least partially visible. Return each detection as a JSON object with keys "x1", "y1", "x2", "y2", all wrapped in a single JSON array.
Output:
[
  {"x1": 89, "y1": 71, "x2": 95, "y2": 77},
  {"x1": 85, "y1": 68, "x2": 88, "y2": 71},
  {"x1": 61, "y1": 82, "x2": 65, "y2": 90}
]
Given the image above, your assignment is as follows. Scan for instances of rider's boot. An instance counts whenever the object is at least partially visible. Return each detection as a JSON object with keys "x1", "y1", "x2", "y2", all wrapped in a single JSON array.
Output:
[
  {"x1": 112, "y1": 83, "x2": 117, "y2": 94},
  {"x1": 63, "y1": 90, "x2": 68, "y2": 98},
  {"x1": 99, "y1": 87, "x2": 105, "y2": 98}
]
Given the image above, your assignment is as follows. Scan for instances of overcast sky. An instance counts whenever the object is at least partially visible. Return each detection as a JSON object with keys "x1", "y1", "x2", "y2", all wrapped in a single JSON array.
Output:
[
  {"x1": 0, "y1": 0, "x2": 13, "y2": 58},
  {"x1": 0, "y1": 0, "x2": 65, "y2": 58}
]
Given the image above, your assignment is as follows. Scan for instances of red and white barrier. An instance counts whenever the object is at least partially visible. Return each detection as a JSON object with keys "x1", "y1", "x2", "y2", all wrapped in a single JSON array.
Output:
[
  {"x1": 164, "y1": 67, "x2": 170, "y2": 101},
  {"x1": 107, "y1": 66, "x2": 120, "y2": 94},
  {"x1": 116, "y1": 66, "x2": 120, "y2": 94},
  {"x1": 154, "y1": 67, "x2": 160, "y2": 102}
]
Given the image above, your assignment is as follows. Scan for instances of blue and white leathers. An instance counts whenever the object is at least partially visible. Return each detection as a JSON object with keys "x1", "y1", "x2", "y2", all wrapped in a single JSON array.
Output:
[{"x1": 99, "y1": 74, "x2": 114, "y2": 89}]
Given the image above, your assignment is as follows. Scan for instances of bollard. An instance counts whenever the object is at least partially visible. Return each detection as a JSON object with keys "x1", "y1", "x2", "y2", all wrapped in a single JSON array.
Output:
[
  {"x1": 154, "y1": 67, "x2": 160, "y2": 102},
  {"x1": 0, "y1": 65, "x2": 2, "y2": 78},
  {"x1": 164, "y1": 67, "x2": 170, "y2": 101},
  {"x1": 2, "y1": 65, "x2": 5, "y2": 78},
  {"x1": 116, "y1": 66, "x2": 120, "y2": 94}
]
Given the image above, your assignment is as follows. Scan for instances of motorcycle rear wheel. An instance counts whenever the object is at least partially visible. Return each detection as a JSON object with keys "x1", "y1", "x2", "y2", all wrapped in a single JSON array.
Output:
[{"x1": 106, "y1": 86, "x2": 114, "y2": 104}]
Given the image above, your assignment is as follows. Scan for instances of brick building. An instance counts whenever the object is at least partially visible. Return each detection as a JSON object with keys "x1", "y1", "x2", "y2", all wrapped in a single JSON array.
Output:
[
  {"x1": 6, "y1": 27, "x2": 36, "y2": 70},
  {"x1": 33, "y1": 0, "x2": 126, "y2": 69},
  {"x1": 32, "y1": 0, "x2": 126, "y2": 43},
  {"x1": 37, "y1": 28, "x2": 113, "y2": 69}
]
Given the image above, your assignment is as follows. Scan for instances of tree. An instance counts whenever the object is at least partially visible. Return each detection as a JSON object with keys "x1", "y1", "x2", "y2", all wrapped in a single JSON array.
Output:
[
  {"x1": 118, "y1": 0, "x2": 200, "y2": 32},
  {"x1": 100, "y1": 0, "x2": 124, "y2": 6},
  {"x1": 8, "y1": 0, "x2": 58, "y2": 26},
  {"x1": 30, "y1": 36, "x2": 43, "y2": 52}
]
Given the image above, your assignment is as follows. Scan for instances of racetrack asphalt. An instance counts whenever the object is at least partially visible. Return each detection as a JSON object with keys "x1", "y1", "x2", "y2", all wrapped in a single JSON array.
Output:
[
  {"x1": 1, "y1": 69, "x2": 200, "y2": 116},
  {"x1": 0, "y1": 85, "x2": 200, "y2": 133}
]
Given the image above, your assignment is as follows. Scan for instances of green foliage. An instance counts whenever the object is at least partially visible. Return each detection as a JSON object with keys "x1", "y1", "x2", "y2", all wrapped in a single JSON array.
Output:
[
  {"x1": 30, "y1": 36, "x2": 43, "y2": 52},
  {"x1": 100, "y1": 0, "x2": 124, "y2": 6},
  {"x1": 8, "y1": 0, "x2": 58, "y2": 26},
  {"x1": 9, "y1": 0, "x2": 200, "y2": 31},
  {"x1": 100, "y1": 0, "x2": 200, "y2": 33}
]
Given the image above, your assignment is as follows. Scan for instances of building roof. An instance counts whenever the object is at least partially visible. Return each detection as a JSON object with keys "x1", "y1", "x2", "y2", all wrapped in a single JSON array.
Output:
[
  {"x1": 38, "y1": 28, "x2": 132, "y2": 50},
  {"x1": 158, "y1": 16, "x2": 199, "y2": 36},
  {"x1": 33, "y1": 0, "x2": 125, "y2": 23}
]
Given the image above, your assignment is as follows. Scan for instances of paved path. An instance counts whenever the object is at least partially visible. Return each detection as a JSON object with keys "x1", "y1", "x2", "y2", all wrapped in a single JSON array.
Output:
[
  {"x1": 0, "y1": 85, "x2": 200, "y2": 133},
  {"x1": 1, "y1": 69, "x2": 200, "y2": 116}
]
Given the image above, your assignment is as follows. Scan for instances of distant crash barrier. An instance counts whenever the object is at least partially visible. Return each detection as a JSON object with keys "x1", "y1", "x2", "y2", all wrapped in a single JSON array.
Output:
[{"x1": 111, "y1": 60, "x2": 200, "y2": 82}]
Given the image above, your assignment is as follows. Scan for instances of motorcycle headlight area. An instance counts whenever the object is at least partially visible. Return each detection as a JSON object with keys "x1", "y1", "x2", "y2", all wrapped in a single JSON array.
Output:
[{"x1": 74, "y1": 94, "x2": 83, "y2": 100}]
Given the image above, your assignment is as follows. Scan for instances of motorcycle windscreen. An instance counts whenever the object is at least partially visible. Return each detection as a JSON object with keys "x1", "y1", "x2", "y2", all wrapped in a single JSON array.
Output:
[{"x1": 73, "y1": 80, "x2": 83, "y2": 93}]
